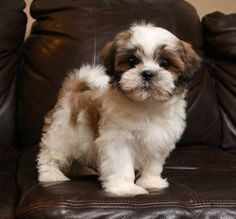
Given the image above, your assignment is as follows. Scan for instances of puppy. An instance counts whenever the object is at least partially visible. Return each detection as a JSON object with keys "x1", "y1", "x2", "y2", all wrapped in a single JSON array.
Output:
[{"x1": 37, "y1": 23, "x2": 201, "y2": 196}]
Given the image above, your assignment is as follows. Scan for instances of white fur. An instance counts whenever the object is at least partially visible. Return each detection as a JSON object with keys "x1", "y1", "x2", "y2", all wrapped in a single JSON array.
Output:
[
  {"x1": 131, "y1": 24, "x2": 179, "y2": 58},
  {"x1": 37, "y1": 24, "x2": 188, "y2": 196},
  {"x1": 72, "y1": 64, "x2": 109, "y2": 91}
]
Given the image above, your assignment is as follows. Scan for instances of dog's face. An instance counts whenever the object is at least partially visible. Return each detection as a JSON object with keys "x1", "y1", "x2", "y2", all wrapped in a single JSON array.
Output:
[{"x1": 100, "y1": 24, "x2": 201, "y2": 102}]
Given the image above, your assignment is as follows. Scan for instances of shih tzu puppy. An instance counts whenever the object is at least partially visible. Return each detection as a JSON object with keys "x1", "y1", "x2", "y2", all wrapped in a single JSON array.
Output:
[{"x1": 37, "y1": 23, "x2": 201, "y2": 196}]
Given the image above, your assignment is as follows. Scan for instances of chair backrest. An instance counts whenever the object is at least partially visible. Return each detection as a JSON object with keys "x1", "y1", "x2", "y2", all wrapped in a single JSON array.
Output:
[{"x1": 17, "y1": 0, "x2": 221, "y2": 148}]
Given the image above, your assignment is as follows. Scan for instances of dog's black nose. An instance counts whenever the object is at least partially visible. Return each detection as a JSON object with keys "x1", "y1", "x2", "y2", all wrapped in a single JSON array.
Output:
[{"x1": 141, "y1": 70, "x2": 154, "y2": 81}]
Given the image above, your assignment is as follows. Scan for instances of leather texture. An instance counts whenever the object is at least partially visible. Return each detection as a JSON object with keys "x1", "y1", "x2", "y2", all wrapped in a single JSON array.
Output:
[
  {"x1": 17, "y1": 0, "x2": 221, "y2": 148},
  {"x1": 16, "y1": 145, "x2": 236, "y2": 219},
  {"x1": 202, "y1": 12, "x2": 236, "y2": 154},
  {"x1": 0, "y1": 0, "x2": 26, "y2": 145}
]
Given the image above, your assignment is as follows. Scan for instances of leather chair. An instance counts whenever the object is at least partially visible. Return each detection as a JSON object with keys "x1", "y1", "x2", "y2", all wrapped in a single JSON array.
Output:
[{"x1": 0, "y1": 0, "x2": 235, "y2": 218}]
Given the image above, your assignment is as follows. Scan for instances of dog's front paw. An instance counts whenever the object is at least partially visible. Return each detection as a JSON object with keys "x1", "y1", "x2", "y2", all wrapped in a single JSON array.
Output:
[
  {"x1": 105, "y1": 182, "x2": 148, "y2": 196},
  {"x1": 38, "y1": 166, "x2": 70, "y2": 182},
  {"x1": 136, "y1": 175, "x2": 169, "y2": 191}
]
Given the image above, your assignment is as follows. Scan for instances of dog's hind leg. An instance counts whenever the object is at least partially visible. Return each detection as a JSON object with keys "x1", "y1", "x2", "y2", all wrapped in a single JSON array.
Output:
[{"x1": 37, "y1": 144, "x2": 70, "y2": 182}]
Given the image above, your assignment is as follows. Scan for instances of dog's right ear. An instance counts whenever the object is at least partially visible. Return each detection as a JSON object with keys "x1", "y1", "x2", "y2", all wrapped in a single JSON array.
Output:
[
  {"x1": 100, "y1": 41, "x2": 116, "y2": 76},
  {"x1": 180, "y1": 41, "x2": 201, "y2": 82}
]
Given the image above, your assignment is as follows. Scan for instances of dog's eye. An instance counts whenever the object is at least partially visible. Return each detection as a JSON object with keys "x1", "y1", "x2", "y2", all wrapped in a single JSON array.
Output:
[
  {"x1": 160, "y1": 59, "x2": 170, "y2": 70},
  {"x1": 128, "y1": 56, "x2": 140, "y2": 67}
]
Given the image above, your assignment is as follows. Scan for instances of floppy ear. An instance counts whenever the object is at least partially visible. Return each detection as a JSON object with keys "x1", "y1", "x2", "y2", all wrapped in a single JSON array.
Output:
[
  {"x1": 180, "y1": 41, "x2": 201, "y2": 83},
  {"x1": 100, "y1": 41, "x2": 116, "y2": 76}
]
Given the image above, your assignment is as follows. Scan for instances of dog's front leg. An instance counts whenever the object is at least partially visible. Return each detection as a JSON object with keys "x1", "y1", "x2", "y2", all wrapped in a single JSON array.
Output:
[
  {"x1": 96, "y1": 129, "x2": 148, "y2": 196},
  {"x1": 136, "y1": 136, "x2": 173, "y2": 191},
  {"x1": 136, "y1": 157, "x2": 169, "y2": 191}
]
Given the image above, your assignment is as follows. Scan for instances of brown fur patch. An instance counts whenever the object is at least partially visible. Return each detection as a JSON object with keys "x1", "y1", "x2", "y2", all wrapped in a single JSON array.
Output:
[
  {"x1": 42, "y1": 75, "x2": 101, "y2": 139},
  {"x1": 181, "y1": 41, "x2": 201, "y2": 76},
  {"x1": 175, "y1": 41, "x2": 201, "y2": 94},
  {"x1": 100, "y1": 29, "x2": 133, "y2": 76},
  {"x1": 115, "y1": 51, "x2": 134, "y2": 73},
  {"x1": 115, "y1": 30, "x2": 133, "y2": 48},
  {"x1": 69, "y1": 90, "x2": 101, "y2": 139},
  {"x1": 64, "y1": 74, "x2": 101, "y2": 138},
  {"x1": 100, "y1": 41, "x2": 116, "y2": 74},
  {"x1": 59, "y1": 76, "x2": 90, "y2": 99},
  {"x1": 155, "y1": 44, "x2": 184, "y2": 75}
]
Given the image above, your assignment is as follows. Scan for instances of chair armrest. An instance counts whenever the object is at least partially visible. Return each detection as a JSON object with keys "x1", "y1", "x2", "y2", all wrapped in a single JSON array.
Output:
[
  {"x1": 202, "y1": 12, "x2": 236, "y2": 153},
  {"x1": 0, "y1": 0, "x2": 27, "y2": 145}
]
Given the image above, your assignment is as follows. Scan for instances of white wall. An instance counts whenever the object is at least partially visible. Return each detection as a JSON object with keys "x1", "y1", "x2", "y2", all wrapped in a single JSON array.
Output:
[
  {"x1": 187, "y1": 0, "x2": 236, "y2": 18},
  {"x1": 25, "y1": 0, "x2": 33, "y2": 38},
  {"x1": 24, "y1": 0, "x2": 236, "y2": 37}
]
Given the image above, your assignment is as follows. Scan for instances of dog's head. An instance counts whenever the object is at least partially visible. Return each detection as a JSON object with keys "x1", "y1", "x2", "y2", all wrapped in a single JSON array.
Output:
[{"x1": 100, "y1": 23, "x2": 201, "y2": 102}]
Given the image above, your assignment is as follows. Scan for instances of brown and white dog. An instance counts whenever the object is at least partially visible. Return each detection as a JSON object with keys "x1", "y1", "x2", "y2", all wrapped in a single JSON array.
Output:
[{"x1": 37, "y1": 23, "x2": 201, "y2": 196}]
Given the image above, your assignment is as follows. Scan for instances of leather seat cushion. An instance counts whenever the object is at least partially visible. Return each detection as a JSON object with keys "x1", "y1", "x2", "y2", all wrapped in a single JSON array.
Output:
[{"x1": 16, "y1": 145, "x2": 236, "y2": 219}]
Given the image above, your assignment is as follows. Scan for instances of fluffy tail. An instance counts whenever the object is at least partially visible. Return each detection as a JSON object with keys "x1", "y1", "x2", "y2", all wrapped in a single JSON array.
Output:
[{"x1": 63, "y1": 64, "x2": 109, "y2": 94}]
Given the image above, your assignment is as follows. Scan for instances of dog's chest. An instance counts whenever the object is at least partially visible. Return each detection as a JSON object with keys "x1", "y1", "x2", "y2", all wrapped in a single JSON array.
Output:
[
  {"x1": 101, "y1": 96, "x2": 186, "y2": 147},
  {"x1": 106, "y1": 109, "x2": 185, "y2": 152},
  {"x1": 132, "y1": 113, "x2": 185, "y2": 143}
]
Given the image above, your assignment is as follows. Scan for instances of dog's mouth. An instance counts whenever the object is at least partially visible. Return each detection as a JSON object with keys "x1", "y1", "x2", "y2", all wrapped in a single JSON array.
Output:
[
  {"x1": 120, "y1": 81, "x2": 173, "y2": 102},
  {"x1": 140, "y1": 80, "x2": 174, "y2": 100},
  {"x1": 143, "y1": 81, "x2": 150, "y2": 91}
]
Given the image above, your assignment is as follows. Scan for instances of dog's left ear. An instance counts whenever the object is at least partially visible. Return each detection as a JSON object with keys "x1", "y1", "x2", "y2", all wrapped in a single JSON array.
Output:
[
  {"x1": 180, "y1": 41, "x2": 201, "y2": 83},
  {"x1": 100, "y1": 41, "x2": 116, "y2": 76}
]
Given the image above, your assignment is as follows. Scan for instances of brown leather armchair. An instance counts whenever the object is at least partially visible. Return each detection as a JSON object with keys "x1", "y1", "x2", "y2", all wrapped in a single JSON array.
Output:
[{"x1": 0, "y1": 0, "x2": 236, "y2": 218}]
